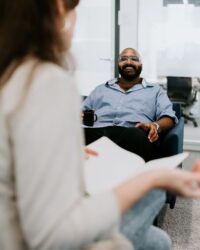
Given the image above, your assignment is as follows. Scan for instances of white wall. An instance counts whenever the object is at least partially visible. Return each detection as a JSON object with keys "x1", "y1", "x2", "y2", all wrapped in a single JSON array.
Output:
[
  {"x1": 138, "y1": 0, "x2": 200, "y2": 79},
  {"x1": 71, "y1": 0, "x2": 115, "y2": 96},
  {"x1": 71, "y1": 0, "x2": 200, "y2": 93},
  {"x1": 120, "y1": 0, "x2": 139, "y2": 51}
]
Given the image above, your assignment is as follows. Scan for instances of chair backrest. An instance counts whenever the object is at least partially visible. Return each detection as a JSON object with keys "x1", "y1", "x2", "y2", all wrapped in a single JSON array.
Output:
[
  {"x1": 172, "y1": 102, "x2": 181, "y2": 120},
  {"x1": 167, "y1": 76, "x2": 193, "y2": 104}
]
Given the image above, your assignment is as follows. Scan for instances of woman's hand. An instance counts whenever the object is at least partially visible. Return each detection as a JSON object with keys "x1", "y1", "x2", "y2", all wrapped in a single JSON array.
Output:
[
  {"x1": 192, "y1": 160, "x2": 200, "y2": 172},
  {"x1": 85, "y1": 147, "x2": 98, "y2": 160},
  {"x1": 113, "y1": 160, "x2": 200, "y2": 214},
  {"x1": 153, "y1": 161, "x2": 200, "y2": 198}
]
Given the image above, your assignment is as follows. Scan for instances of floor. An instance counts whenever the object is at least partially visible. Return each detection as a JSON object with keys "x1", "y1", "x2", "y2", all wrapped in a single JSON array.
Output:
[
  {"x1": 159, "y1": 151, "x2": 200, "y2": 250},
  {"x1": 184, "y1": 122, "x2": 200, "y2": 151},
  {"x1": 160, "y1": 97, "x2": 200, "y2": 249}
]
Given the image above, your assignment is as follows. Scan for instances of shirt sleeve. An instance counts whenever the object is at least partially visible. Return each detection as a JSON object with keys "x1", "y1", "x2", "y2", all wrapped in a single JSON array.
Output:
[
  {"x1": 10, "y1": 67, "x2": 120, "y2": 250},
  {"x1": 82, "y1": 86, "x2": 100, "y2": 110},
  {"x1": 155, "y1": 86, "x2": 178, "y2": 124}
]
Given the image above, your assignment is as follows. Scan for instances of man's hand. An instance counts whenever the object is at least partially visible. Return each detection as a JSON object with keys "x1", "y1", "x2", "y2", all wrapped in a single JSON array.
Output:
[
  {"x1": 84, "y1": 147, "x2": 99, "y2": 160},
  {"x1": 135, "y1": 122, "x2": 159, "y2": 143}
]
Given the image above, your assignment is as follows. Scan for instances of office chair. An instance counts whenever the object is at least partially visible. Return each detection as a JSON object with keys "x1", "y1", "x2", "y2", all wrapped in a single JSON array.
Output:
[{"x1": 167, "y1": 76, "x2": 198, "y2": 127}]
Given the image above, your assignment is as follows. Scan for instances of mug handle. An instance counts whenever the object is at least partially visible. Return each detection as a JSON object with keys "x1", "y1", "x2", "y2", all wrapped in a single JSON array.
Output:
[{"x1": 94, "y1": 114, "x2": 97, "y2": 122}]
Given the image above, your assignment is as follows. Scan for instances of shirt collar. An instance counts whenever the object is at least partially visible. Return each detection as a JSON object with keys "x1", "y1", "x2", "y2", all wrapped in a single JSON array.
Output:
[
  {"x1": 106, "y1": 78, "x2": 154, "y2": 88},
  {"x1": 141, "y1": 79, "x2": 154, "y2": 88},
  {"x1": 106, "y1": 78, "x2": 118, "y2": 86}
]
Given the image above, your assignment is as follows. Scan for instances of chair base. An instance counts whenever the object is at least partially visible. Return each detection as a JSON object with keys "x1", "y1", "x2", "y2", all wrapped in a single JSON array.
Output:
[
  {"x1": 166, "y1": 192, "x2": 176, "y2": 209},
  {"x1": 182, "y1": 113, "x2": 199, "y2": 127}
]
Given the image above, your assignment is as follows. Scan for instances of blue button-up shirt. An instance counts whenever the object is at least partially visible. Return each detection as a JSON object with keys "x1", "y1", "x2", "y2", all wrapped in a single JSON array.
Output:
[{"x1": 83, "y1": 78, "x2": 178, "y2": 128}]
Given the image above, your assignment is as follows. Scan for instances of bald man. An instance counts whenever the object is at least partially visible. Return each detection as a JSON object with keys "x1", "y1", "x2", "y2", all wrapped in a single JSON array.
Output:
[{"x1": 83, "y1": 48, "x2": 177, "y2": 161}]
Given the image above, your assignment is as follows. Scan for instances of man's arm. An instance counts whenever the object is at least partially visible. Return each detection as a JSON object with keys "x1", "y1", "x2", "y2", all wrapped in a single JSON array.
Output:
[
  {"x1": 155, "y1": 86, "x2": 178, "y2": 124},
  {"x1": 155, "y1": 116, "x2": 175, "y2": 132},
  {"x1": 135, "y1": 116, "x2": 174, "y2": 143},
  {"x1": 135, "y1": 85, "x2": 177, "y2": 142},
  {"x1": 82, "y1": 95, "x2": 93, "y2": 110},
  {"x1": 82, "y1": 85, "x2": 101, "y2": 110}
]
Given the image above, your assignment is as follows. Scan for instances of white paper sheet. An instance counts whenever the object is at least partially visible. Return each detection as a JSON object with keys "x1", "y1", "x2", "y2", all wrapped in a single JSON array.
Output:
[{"x1": 84, "y1": 137, "x2": 189, "y2": 195}]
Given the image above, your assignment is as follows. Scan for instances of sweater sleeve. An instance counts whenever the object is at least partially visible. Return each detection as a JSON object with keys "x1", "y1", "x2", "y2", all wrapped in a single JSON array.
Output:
[{"x1": 9, "y1": 65, "x2": 120, "y2": 250}]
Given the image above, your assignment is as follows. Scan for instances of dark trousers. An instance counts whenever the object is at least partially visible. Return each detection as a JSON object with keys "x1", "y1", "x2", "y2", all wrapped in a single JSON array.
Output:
[{"x1": 84, "y1": 126, "x2": 157, "y2": 162}]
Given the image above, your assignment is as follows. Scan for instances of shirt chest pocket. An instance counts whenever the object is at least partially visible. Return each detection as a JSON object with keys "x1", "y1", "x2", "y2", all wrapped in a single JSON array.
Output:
[
  {"x1": 99, "y1": 91, "x2": 122, "y2": 109},
  {"x1": 123, "y1": 95, "x2": 156, "y2": 117}
]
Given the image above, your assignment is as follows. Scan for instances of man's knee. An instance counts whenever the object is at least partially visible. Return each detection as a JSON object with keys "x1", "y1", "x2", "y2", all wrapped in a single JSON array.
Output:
[
  {"x1": 117, "y1": 127, "x2": 155, "y2": 161},
  {"x1": 84, "y1": 128, "x2": 104, "y2": 145},
  {"x1": 117, "y1": 127, "x2": 147, "y2": 144},
  {"x1": 122, "y1": 127, "x2": 147, "y2": 139}
]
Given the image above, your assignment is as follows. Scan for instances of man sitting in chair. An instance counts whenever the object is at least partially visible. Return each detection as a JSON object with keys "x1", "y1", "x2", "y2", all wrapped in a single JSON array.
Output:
[{"x1": 83, "y1": 48, "x2": 178, "y2": 162}]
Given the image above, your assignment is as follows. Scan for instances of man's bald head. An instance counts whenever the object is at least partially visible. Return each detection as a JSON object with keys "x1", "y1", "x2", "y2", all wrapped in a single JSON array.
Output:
[{"x1": 119, "y1": 48, "x2": 141, "y2": 62}]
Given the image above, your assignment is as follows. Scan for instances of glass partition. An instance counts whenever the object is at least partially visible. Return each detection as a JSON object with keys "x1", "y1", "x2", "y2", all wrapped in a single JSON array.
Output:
[{"x1": 120, "y1": 0, "x2": 200, "y2": 149}]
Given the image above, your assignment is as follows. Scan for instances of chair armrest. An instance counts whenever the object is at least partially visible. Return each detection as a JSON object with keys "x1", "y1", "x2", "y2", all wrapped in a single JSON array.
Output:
[
  {"x1": 160, "y1": 117, "x2": 184, "y2": 157},
  {"x1": 160, "y1": 118, "x2": 184, "y2": 208},
  {"x1": 172, "y1": 102, "x2": 181, "y2": 120}
]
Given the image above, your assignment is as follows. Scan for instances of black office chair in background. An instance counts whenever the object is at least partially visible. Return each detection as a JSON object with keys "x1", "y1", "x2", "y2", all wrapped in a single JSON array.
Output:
[{"x1": 167, "y1": 76, "x2": 199, "y2": 127}]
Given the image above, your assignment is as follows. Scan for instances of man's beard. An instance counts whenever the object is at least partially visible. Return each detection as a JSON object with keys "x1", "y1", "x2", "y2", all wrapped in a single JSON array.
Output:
[{"x1": 118, "y1": 64, "x2": 142, "y2": 81}]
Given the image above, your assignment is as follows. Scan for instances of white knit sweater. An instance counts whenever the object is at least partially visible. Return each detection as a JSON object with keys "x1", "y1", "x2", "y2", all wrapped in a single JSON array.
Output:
[{"x1": 0, "y1": 59, "x2": 133, "y2": 250}]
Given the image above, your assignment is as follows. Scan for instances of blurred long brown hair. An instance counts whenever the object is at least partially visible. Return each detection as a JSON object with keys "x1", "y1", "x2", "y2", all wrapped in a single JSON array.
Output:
[{"x1": 0, "y1": 0, "x2": 79, "y2": 89}]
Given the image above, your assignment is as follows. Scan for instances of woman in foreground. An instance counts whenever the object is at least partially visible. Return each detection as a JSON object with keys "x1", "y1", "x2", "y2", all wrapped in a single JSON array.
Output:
[{"x1": 0, "y1": 1, "x2": 200, "y2": 250}]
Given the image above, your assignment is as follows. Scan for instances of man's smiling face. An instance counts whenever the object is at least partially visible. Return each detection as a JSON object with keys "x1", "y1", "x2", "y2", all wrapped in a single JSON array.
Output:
[{"x1": 118, "y1": 48, "x2": 142, "y2": 81}]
